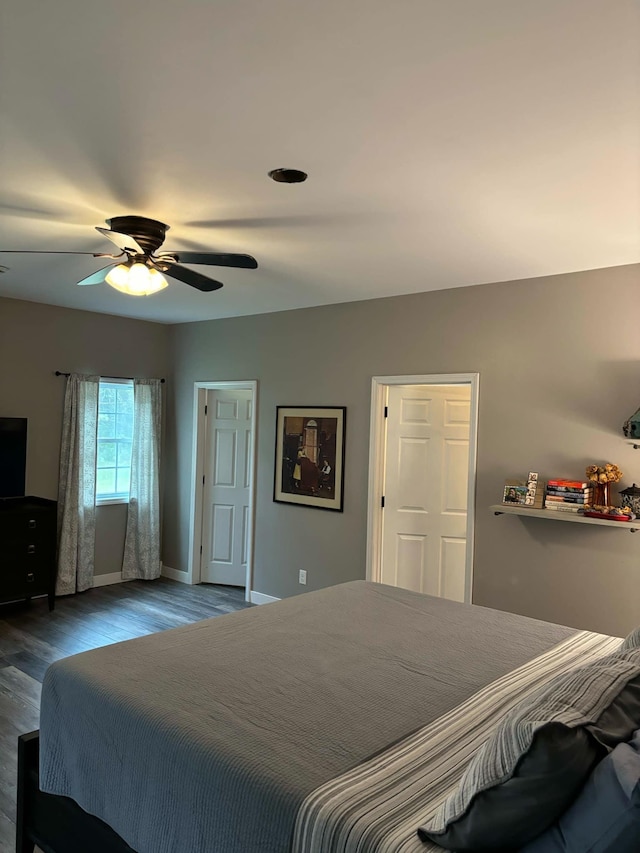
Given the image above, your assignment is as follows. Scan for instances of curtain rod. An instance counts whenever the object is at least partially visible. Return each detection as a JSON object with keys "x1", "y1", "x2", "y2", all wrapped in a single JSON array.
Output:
[{"x1": 55, "y1": 371, "x2": 165, "y2": 384}]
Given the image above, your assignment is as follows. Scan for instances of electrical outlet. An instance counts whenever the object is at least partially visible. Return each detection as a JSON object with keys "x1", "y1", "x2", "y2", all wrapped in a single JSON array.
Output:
[{"x1": 298, "y1": 569, "x2": 307, "y2": 585}]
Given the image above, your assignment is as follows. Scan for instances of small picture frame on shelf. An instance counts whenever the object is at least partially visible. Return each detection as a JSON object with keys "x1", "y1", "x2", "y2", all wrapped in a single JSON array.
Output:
[
  {"x1": 525, "y1": 471, "x2": 539, "y2": 506},
  {"x1": 502, "y1": 484, "x2": 528, "y2": 505}
]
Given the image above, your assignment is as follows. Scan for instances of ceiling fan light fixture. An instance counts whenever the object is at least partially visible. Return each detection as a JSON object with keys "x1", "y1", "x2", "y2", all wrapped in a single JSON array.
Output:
[
  {"x1": 105, "y1": 263, "x2": 130, "y2": 289},
  {"x1": 3, "y1": 215, "x2": 258, "y2": 295},
  {"x1": 106, "y1": 262, "x2": 168, "y2": 296}
]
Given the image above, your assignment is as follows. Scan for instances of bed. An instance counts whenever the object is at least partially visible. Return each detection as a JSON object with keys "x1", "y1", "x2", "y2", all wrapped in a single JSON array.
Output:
[{"x1": 17, "y1": 581, "x2": 639, "y2": 853}]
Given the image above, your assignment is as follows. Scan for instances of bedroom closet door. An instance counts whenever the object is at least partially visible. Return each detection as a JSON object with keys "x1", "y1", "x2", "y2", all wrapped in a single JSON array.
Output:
[
  {"x1": 380, "y1": 384, "x2": 471, "y2": 602},
  {"x1": 200, "y1": 389, "x2": 253, "y2": 587}
]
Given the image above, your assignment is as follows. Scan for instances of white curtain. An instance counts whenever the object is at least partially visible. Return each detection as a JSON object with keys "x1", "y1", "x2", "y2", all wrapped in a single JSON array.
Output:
[
  {"x1": 122, "y1": 378, "x2": 162, "y2": 580},
  {"x1": 56, "y1": 374, "x2": 99, "y2": 595}
]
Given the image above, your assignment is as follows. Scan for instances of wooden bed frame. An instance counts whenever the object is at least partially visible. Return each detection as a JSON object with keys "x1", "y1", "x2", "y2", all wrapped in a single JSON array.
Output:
[{"x1": 17, "y1": 731, "x2": 135, "y2": 853}]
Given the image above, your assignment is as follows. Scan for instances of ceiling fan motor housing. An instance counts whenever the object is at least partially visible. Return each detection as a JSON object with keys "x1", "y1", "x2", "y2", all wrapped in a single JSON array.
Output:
[{"x1": 107, "y1": 216, "x2": 169, "y2": 255}]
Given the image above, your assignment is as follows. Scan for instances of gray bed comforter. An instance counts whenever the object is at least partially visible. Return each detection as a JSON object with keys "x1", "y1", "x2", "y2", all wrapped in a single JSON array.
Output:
[{"x1": 39, "y1": 581, "x2": 575, "y2": 853}]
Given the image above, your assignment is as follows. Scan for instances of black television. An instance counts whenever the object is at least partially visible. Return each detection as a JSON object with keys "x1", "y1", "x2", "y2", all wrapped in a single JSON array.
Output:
[{"x1": 0, "y1": 417, "x2": 27, "y2": 498}]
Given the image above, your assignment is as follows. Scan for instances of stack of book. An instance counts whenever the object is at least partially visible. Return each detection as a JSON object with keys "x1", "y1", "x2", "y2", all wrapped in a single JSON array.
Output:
[{"x1": 545, "y1": 480, "x2": 593, "y2": 513}]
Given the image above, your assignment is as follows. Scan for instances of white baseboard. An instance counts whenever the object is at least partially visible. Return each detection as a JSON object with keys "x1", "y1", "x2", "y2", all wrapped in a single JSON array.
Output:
[
  {"x1": 93, "y1": 566, "x2": 191, "y2": 587},
  {"x1": 250, "y1": 590, "x2": 281, "y2": 605},
  {"x1": 92, "y1": 563, "x2": 278, "y2": 603},
  {"x1": 92, "y1": 567, "x2": 277, "y2": 602},
  {"x1": 161, "y1": 565, "x2": 193, "y2": 584},
  {"x1": 92, "y1": 572, "x2": 129, "y2": 588}
]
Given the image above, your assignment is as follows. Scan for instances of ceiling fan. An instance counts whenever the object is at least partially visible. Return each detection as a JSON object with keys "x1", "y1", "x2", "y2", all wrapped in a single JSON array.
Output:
[{"x1": 0, "y1": 215, "x2": 258, "y2": 296}]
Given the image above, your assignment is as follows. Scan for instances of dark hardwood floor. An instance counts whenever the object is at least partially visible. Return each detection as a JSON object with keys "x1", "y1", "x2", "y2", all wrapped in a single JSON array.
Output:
[{"x1": 0, "y1": 578, "x2": 251, "y2": 852}]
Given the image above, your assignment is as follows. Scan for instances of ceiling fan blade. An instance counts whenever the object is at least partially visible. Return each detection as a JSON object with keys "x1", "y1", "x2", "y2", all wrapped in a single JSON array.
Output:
[
  {"x1": 163, "y1": 251, "x2": 258, "y2": 270},
  {"x1": 0, "y1": 250, "x2": 104, "y2": 255},
  {"x1": 76, "y1": 265, "x2": 117, "y2": 286},
  {"x1": 96, "y1": 227, "x2": 144, "y2": 254},
  {"x1": 160, "y1": 263, "x2": 224, "y2": 292},
  {"x1": 185, "y1": 215, "x2": 334, "y2": 229}
]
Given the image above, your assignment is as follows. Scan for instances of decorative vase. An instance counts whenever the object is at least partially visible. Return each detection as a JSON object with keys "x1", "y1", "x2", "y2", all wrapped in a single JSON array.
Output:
[{"x1": 592, "y1": 482, "x2": 611, "y2": 506}]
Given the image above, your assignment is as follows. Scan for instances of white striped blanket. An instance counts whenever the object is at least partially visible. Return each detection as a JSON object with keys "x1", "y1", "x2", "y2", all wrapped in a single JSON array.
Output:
[{"x1": 292, "y1": 630, "x2": 619, "y2": 853}]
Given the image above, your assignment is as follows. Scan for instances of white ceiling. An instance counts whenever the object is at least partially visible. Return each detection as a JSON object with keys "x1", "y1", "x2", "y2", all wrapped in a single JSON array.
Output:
[{"x1": 1, "y1": 0, "x2": 638, "y2": 324}]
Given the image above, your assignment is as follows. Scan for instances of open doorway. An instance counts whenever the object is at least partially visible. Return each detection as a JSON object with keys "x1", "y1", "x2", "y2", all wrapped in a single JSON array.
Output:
[
  {"x1": 366, "y1": 374, "x2": 479, "y2": 603},
  {"x1": 187, "y1": 381, "x2": 257, "y2": 601}
]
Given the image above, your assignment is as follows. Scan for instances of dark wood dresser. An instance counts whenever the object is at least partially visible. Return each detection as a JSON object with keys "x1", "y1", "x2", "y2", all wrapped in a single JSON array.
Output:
[{"x1": 0, "y1": 496, "x2": 57, "y2": 611}]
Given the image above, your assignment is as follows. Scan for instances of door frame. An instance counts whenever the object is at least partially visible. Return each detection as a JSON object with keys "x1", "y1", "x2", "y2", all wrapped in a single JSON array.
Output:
[
  {"x1": 366, "y1": 373, "x2": 479, "y2": 603},
  {"x1": 187, "y1": 380, "x2": 258, "y2": 600}
]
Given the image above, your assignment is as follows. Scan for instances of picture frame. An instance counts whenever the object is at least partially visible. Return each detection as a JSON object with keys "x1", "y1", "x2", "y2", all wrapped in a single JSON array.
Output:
[
  {"x1": 524, "y1": 471, "x2": 539, "y2": 506},
  {"x1": 274, "y1": 406, "x2": 346, "y2": 511},
  {"x1": 502, "y1": 484, "x2": 528, "y2": 506}
]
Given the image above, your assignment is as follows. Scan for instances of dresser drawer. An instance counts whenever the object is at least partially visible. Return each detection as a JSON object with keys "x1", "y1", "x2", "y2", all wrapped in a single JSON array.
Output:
[
  {"x1": 0, "y1": 511, "x2": 56, "y2": 545},
  {"x1": 2, "y1": 540, "x2": 53, "y2": 565},
  {"x1": 0, "y1": 566, "x2": 50, "y2": 602}
]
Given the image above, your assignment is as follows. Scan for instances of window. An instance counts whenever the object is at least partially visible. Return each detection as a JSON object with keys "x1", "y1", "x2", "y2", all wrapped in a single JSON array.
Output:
[{"x1": 96, "y1": 379, "x2": 134, "y2": 503}]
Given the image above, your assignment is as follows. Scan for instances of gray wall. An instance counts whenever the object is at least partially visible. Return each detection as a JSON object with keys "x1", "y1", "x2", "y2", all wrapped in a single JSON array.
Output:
[
  {"x1": 0, "y1": 297, "x2": 169, "y2": 576},
  {"x1": 164, "y1": 263, "x2": 640, "y2": 637}
]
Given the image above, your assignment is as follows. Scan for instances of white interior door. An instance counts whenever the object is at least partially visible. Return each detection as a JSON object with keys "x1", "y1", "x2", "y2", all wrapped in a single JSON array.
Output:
[
  {"x1": 201, "y1": 388, "x2": 253, "y2": 586},
  {"x1": 381, "y1": 384, "x2": 471, "y2": 601}
]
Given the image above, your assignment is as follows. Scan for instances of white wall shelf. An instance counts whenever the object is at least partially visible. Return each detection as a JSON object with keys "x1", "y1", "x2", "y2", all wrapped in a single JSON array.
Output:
[{"x1": 490, "y1": 504, "x2": 639, "y2": 533}]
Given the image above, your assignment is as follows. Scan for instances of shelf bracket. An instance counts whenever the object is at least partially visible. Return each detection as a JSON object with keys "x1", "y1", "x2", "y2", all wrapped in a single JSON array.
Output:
[{"x1": 494, "y1": 510, "x2": 504, "y2": 516}]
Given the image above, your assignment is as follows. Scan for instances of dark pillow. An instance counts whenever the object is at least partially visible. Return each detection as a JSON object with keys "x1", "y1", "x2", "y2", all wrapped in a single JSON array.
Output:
[
  {"x1": 588, "y1": 673, "x2": 640, "y2": 750},
  {"x1": 417, "y1": 649, "x2": 640, "y2": 852},
  {"x1": 621, "y1": 626, "x2": 640, "y2": 652},
  {"x1": 520, "y1": 728, "x2": 640, "y2": 853}
]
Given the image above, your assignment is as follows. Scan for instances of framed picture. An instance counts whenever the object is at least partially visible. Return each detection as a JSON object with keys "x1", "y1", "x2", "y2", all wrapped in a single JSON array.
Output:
[
  {"x1": 274, "y1": 406, "x2": 346, "y2": 511},
  {"x1": 502, "y1": 484, "x2": 528, "y2": 505},
  {"x1": 524, "y1": 471, "x2": 539, "y2": 506}
]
